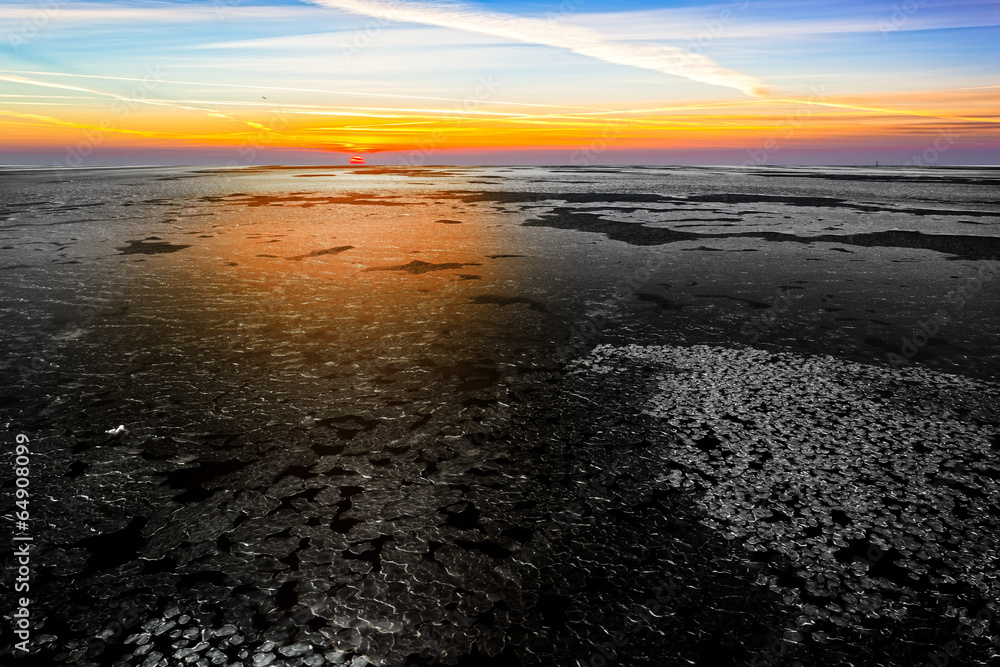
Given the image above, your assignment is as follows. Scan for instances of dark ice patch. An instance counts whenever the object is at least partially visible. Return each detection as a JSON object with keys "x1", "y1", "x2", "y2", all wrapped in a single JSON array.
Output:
[
  {"x1": 636, "y1": 293, "x2": 689, "y2": 310},
  {"x1": 364, "y1": 259, "x2": 481, "y2": 274},
  {"x1": 287, "y1": 245, "x2": 354, "y2": 261},
  {"x1": 470, "y1": 294, "x2": 547, "y2": 312},
  {"x1": 433, "y1": 361, "x2": 500, "y2": 390},
  {"x1": 693, "y1": 294, "x2": 773, "y2": 310},
  {"x1": 523, "y1": 208, "x2": 1000, "y2": 259},
  {"x1": 117, "y1": 240, "x2": 191, "y2": 255},
  {"x1": 315, "y1": 414, "x2": 379, "y2": 439},
  {"x1": 163, "y1": 459, "x2": 248, "y2": 502}
]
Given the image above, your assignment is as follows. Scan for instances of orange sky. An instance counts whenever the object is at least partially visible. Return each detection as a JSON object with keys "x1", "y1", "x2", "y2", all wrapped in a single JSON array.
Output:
[
  {"x1": 1, "y1": 1, "x2": 998, "y2": 165},
  {"x1": 4, "y1": 84, "x2": 995, "y2": 158}
]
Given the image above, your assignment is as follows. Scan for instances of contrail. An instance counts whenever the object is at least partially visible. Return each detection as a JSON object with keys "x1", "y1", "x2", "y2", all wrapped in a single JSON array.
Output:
[
  {"x1": 0, "y1": 68, "x2": 595, "y2": 110},
  {"x1": 309, "y1": 0, "x2": 769, "y2": 96},
  {"x1": 0, "y1": 73, "x2": 275, "y2": 131}
]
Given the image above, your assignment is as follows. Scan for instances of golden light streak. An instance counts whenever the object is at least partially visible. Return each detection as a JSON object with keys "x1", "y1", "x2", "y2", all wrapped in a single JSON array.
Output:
[
  {"x1": 3, "y1": 69, "x2": 997, "y2": 156},
  {"x1": 0, "y1": 68, "x2": 598, "y2": 110},
  {"x1": 770, "y1": 97, "x2": 1000, "y2": 125},
  {"x1": 0, "y1": 74, "x2": 278, "y2": 133}
]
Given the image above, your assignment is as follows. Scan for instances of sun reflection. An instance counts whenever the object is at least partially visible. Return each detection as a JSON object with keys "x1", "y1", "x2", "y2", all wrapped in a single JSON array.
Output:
[{"x1": 113, "y1": 171, "x2": 536, "y2": 401}]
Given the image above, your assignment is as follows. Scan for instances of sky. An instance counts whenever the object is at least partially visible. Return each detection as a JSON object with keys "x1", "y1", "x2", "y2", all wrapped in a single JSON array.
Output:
[{"x1": 0, "y1": 0, "x2": 998, "y2": 165}]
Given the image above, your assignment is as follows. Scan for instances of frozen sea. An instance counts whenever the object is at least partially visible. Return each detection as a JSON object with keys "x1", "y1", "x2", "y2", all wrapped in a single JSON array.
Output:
[{"x1": 1, "y1": 165, "x2": 999, "y2": 666}]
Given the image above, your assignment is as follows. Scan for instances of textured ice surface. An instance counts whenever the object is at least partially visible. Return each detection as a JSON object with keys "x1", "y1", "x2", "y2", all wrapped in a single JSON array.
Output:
[
  {"x1": 1, "y1": 166, "x2": 999, "y2": 666},
  {"x1": 573, "y1": 344, "x2": 1000, "y2": 662}
]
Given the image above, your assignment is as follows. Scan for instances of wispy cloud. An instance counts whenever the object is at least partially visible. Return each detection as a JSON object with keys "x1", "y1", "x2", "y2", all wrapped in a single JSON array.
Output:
[
  {"x1": 307, "y1": 0, "x2": 769, "y2": 96},
  {"x1": 0, "y1": 72, "x2": 273, "y2": 132},
  {"x1": 0, "y1": 4, "x2": 307, "y2": 22},
  {"x1": 0, "y1": 68, "x2": 586, "y2": 110},
  {"x1": 569, "y1": 5, "x2": 1000, "y2": 41}
]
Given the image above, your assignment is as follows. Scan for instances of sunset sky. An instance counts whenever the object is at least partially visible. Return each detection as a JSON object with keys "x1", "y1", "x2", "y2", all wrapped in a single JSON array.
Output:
[{"x1": 1, "y1": 0, "x2": 998, "y2": 166}]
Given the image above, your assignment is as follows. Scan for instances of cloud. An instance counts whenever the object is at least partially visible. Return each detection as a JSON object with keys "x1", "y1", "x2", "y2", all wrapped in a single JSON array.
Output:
[
  {"x1": 0, "y1": 72, "x2": 275, "y2": 132},
  {"x1": 567, "y1": 3, "x2": 1000, "y2": 41},
  {"x1": 307, "y1": 0, "x2": 770, "y2": 96},
  {"x1": 0, "y1": 4, "x2": 308, "y2": 22},
  {"x1": 0, "y1": 67, "x2": 584, "y2": 110}
]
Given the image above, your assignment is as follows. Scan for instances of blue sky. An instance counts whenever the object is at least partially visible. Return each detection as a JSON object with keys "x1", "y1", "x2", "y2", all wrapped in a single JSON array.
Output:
[{"x1": 1, "y1": 0, "x2": 997, "y2": 164}]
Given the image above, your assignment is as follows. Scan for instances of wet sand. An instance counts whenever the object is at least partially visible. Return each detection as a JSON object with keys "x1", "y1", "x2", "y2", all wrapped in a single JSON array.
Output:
[{"x1": 1, "y1": 165, "x2": 998, "y2": 666}]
